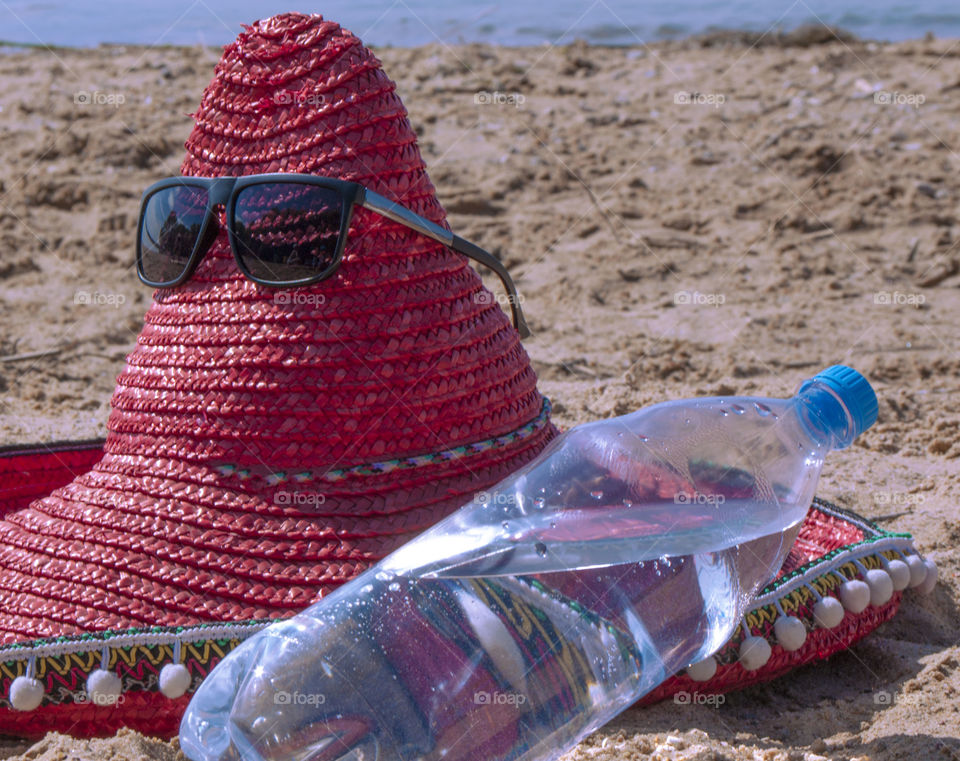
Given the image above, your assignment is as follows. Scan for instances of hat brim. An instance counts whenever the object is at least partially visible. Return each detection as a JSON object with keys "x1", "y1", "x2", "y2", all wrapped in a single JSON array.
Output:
[{"x1": 0, "y1": 442, "x2": 921, "y2": 738}]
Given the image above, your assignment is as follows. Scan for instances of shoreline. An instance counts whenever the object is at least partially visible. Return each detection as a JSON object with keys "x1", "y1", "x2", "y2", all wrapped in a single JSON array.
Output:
[{"x1": 0, "y1": 24, "x2": 935, "y2": 53}]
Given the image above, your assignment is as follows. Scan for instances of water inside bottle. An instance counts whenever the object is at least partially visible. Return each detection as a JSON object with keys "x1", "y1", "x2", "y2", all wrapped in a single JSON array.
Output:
[
  {"x1": 384, "y1": 441, "x2": 805, "y2": 580},
  {"x1": 182, "y1": 437, "x2": 801, "y2": 761},
  {"x1": 182, "y1": 528, "x2": 788, "y2": 761},
  {"x1": 388, "y1": 496, "x2": 802, "y2": 579}
]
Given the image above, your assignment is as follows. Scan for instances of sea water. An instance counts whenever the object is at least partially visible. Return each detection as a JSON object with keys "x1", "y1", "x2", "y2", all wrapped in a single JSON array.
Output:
[{"x1": 2, "y1": 0, "x2": 959, "y2": 49}]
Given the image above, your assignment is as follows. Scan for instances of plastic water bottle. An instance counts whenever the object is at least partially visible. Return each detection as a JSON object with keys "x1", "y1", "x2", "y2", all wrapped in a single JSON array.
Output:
[{"x1": 180, "y1": 365, "x2": 878, "y2": 761}]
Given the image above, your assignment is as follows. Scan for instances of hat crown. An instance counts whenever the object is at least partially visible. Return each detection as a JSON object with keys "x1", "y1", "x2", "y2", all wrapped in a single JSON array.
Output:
[{"x1": 108, "y1": 13, "x2": 545, "y2": 474}]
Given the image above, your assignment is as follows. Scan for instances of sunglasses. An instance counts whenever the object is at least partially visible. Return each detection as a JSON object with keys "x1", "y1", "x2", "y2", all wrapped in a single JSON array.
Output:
[{"x1": 136, "y1": 174, "x2": 529, "y2": 337}]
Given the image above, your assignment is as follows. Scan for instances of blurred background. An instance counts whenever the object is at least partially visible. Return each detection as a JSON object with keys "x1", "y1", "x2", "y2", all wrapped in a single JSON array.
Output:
[{"x1": 2, "y1": 0, "x2": 960, "y2": 48}]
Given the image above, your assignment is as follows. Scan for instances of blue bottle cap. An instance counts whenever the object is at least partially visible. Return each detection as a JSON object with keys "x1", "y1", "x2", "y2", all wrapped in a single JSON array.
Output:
[{"x1": 812, "y1": 365, "x2": 878, "y2": 436}]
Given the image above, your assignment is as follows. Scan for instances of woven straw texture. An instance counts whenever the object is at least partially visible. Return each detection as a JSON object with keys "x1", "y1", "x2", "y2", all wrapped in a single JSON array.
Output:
[{"x1": 0, "y1": 11, "x2": 555, "y2": 734}]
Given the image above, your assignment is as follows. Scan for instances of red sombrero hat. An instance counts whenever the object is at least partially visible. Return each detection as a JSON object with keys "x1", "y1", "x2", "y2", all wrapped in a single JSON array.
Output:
[
  {"x1": 0, "y1": 12, "x2": 556, "y2": 736},
  {"x1": 0, "y1": 12, "x2": 936, "y2": 741}
]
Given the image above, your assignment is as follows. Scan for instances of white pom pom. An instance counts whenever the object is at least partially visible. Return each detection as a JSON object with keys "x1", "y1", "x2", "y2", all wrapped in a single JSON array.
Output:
[
  {"x1": 865, "y1": 568, "x2": 894, "y2": 606},
  {"x1": 886, "y1": 559, "x2": 911, "y2": 591},
  {"x1": 686, "y1": 656, "x2": 717, "y2": 682},
  {"x1": 159, "y1": 663, "x2": 192, "y2": 699},
  {"x1": 918, "y1": 558, "x2": 938, "y2": 595},
  {"x1": 739, "y1": 636, "x2": 772, "y2": 671},
  {"x1": 773, "y1": 616, "x2": 807, "y2": 652},
  {"x1": 10, "y1": 676, "x2": 44, "y2": 712},
  {"x1": 838, "y1": 580, "x2": 870, "y2": 614},
  {"x1": 86, "y1": 669, "x2": 122, "y2": 706},
  {"x1": 905, "y1": 554, "x2": 927, "y2": 588},
  {"x1": 812, "y1": 596, "x2": 845, "y2": 629}
]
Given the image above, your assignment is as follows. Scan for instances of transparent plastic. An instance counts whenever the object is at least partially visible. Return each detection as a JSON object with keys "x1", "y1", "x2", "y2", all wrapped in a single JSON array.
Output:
[{"x1": 180, "y1": 375, "x2": 869, "y2": 761}]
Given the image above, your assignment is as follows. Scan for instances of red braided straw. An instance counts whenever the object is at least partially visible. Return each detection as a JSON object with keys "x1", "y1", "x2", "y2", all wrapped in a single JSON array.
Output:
[{"x1": 5, "y1": 691, "x2": 191, "y2": 740}]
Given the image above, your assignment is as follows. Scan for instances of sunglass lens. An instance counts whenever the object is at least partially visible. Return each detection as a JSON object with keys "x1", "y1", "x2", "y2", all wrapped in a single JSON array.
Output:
[
  {"x1": 232, "y1": 183, "x2": 344, "y2": 284},
  {"x1": 139, "y1": 185, "x2": 209, "y2": 285}
]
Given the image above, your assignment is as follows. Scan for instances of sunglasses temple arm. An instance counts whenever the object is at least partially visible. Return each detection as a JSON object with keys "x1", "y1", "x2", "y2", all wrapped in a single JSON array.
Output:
[
  {"x1": 449, "y1": 235, "x2": 530, "y2": 339},
  {"x1": 361, "y1": 190, "x2": 530, "y2": 339}
]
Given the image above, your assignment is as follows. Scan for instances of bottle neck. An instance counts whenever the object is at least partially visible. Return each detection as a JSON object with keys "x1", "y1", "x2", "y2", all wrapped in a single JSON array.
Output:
[{"x1": 795, "y1": 379, "x2": 858, "y2": 450}]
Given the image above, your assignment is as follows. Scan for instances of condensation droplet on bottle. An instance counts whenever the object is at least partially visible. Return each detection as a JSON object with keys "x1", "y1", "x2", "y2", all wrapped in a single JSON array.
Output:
[
  {"x1": 535, "y1": 542, "x2": 548, "y2": 557},
  {"x1": 388, "y1": 582, "x2": 400, "y2": 592},
  {"x1": 502, "y1": 521, "x2": 510, "y2": 531},
  {"x1": 684, "y1": 418, "x2": 691, "y2": 425},
  {"x1": 754, "y1": 402, "x2": 774, "y2": 417},
  {"x1": 549, "y1": 520, "x2": 557, "y2": 529},
  {"x1": 534, "y1": 497, "x2": 546, "y2": 509},
  {"x1": 732, "y1": 404, "x2": 745, "y2": 414},
  {"x1": 719, "y1": 408, "x2": 729, "y2": 416},
  {"x1": 590, "y1": 490, "x2": 604, "y2": 500},
  {"x1": 622, "y1": 498, "x2": 633, "y2": 507},
  {"x1": 637, "y1": 434, "x2": 650, "y2": 442}
]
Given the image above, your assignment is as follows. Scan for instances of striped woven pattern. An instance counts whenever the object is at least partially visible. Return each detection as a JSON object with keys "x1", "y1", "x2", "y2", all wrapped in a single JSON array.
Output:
[
  {"x1": 0, "y1": 496, "x2": 917, "y2": 739},
  {"x1": 0, "y1": 12, "x2": 555, "y2": 735}
]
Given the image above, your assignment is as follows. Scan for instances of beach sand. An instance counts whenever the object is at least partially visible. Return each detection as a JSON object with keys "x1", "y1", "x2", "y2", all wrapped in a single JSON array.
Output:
[{"x1": 0, "y1": 31, "x2": 958, "y2": 761}]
